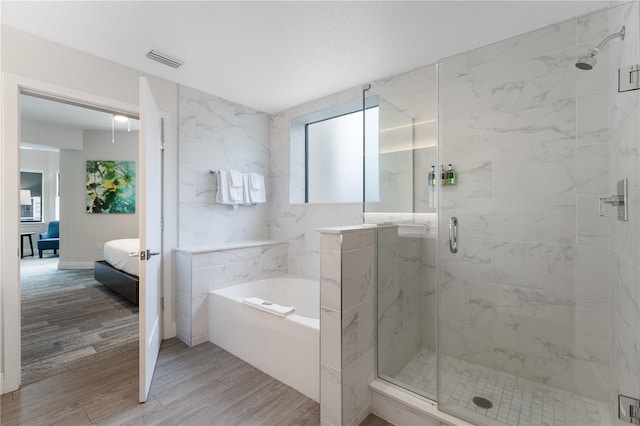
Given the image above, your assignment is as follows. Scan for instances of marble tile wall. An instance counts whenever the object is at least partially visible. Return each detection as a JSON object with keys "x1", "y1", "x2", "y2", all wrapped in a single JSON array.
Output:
[
  {"x1": 377, "y1": 225, "x2": 431, "y2": 382},
  {"x1": 438, "y1": 7, "x2": 614, "y2": 402},
  {"x1": 178, "y1": 84, "x2": 271, "y2": 247},
  {"x1": 175, "y1": 242, "x2": 287, "y2": 346},
  {"x1": 319, "y1": 227, "x2": 375, "y2": 426},
  {"x1": 270, "y1": 88, "x2": 364, "y2": 280},
  {"x1": 608, "y1": 1, "x2": 640, "y2": 422}
]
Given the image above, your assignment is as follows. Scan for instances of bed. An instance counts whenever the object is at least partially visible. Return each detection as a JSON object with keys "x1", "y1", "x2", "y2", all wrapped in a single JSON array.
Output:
[{"x1": 94, "y1": 238, "x2": 139, "y2": 305}]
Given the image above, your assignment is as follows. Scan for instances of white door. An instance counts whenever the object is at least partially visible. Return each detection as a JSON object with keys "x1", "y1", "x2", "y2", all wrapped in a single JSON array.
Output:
[{"x1": 138, "y1": 77, "x2": 163, "y2": 402}]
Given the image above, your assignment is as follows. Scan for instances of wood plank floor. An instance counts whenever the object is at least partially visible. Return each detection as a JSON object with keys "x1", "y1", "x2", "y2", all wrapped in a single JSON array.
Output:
[
  {"x1": 20, "y1": 256, "x2": 138, "y2": 385},
  {"x1": 2, "y1": 338, "x2": 393, "y2": 425}
]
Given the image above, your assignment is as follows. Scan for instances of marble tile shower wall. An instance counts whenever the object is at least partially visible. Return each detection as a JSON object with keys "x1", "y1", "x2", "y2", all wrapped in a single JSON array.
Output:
[
  {"x1": 377, "y1": 224, "x2": 437, "y2": 383},
  {"x1": 178, "y1": 85, "x2": 271, "y2": 246},
  {"x1": 377, "y1": 226, "x2": 421, "y2": 378},
  {"x1": 608, "y1": 1, "x2": 640, "y2": 418},
  {"x1": 438, "y1": 10, "x2": 613, "y2": 401},
  {"x1": 270, "y1": 88, "x2": 364, "y2": 280}
]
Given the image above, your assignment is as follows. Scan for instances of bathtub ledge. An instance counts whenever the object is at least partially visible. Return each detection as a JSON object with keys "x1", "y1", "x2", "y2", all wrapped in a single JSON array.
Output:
[
  {"x1": 175, "y1": 240, "x2": 285, "y2": 254},
  {"x1": 315, "y1": 224, "x2": 377, "y2": 234}
]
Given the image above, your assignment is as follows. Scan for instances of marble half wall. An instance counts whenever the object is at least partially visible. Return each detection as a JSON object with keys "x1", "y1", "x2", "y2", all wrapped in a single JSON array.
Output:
[
  {"x1": 319, "y1": 226, "x2": 375, "y2": 426},
  {"x1": 175, "y1": 241, "x2": 287, "y2": 346}
]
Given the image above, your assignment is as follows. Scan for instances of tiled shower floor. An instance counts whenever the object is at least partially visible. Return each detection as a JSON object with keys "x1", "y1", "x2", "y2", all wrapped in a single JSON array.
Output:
[{"x1": 393, "y1": 348, "x2": 612, "y2": 426}]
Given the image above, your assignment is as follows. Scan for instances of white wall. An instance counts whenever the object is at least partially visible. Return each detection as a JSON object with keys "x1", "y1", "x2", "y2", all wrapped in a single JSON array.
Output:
[
  {"x1": 21, "y1": 118, "x2": 83, "y2": 150},
  {"x1": 19, "y1": 148, "x2": 59, "y2": 240},
  {"x1": 59, "y1": 130, "x2": 139, "y2": 269},
  {"x1": 1, "y1": 25, "x2": 180, "y2": 392}
]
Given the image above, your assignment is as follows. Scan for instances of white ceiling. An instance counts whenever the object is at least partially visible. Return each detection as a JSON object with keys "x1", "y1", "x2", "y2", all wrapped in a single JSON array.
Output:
[{"x1": 2, "y1": 1, "x2": 610, "y2": 114}]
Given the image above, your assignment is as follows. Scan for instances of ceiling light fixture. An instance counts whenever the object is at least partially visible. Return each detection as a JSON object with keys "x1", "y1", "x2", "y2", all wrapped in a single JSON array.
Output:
[
  {"x1": 112, "y1": 115, "x2": 132, "y2": 142},
  {"x1": 114, "y1": 115, "x2": 131, "y2": 132}
]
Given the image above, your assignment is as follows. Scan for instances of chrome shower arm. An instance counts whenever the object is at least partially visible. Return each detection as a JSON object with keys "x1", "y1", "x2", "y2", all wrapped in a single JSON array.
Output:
[{"x1": 594, "y1": 26, "x2": 625, "y2": 53}]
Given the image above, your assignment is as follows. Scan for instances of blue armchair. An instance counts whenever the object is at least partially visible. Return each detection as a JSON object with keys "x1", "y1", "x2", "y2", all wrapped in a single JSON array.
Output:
[{"x1": 38, "y1": 220, "x2": 59, "y2": 258}]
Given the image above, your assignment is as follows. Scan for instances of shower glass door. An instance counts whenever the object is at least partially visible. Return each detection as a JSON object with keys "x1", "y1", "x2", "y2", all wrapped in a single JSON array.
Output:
[
  {"x1": 364, "y1": 64, "x2": 438, "y2": 401},
  {"x1": 437, "y1": 6, "x2": 616, "y2": 425}
]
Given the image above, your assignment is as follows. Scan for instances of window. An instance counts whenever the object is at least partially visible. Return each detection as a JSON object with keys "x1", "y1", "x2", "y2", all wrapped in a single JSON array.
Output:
[
  {"x1": 20, "y1": 171, "x2": 43, "y2": 222},
  {"x1": 291, "y1": 100, "x2": 379, "y2": 204}
]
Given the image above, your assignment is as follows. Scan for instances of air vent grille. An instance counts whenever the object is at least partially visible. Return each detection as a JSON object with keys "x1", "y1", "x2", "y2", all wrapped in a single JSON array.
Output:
[{"x1": 145, "y1": 49, "x2": 184, "y2": 69}]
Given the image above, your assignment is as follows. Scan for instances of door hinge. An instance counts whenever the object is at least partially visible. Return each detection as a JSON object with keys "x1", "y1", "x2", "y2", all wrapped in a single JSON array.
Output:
[
  {"x1": 161, "y1": 217, "x2": 165, "y2": 231},
  {"x1": 161, "y1": 297, "x2": 165, "y2": 311},
  {"x1": 160, "y1": 117, "x2": 165, "y2": 151}
]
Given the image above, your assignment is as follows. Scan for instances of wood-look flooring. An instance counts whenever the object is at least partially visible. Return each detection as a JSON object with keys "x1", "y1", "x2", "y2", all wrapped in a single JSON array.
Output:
[
  {"x1": 20, "y1": 256, "x2": 138, "y2": 385},
  {"x1": 3, "y1": 337, "x2": 392, "y2": 425},
  {"x1": 3, "y1": 338, "x2": 323, "y2": 425}
]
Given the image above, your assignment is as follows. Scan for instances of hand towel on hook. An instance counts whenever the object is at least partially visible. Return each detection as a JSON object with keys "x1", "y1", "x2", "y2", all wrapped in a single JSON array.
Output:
[
  {"x1": 216, "y1": 170, "x2": 239, "y2": 209},
  {"x1": 248, "y1": 173, "x2": 266, "y2": 203},
  {"x1": 226, "y1": 170, "x2": 243, "y2": 203}
]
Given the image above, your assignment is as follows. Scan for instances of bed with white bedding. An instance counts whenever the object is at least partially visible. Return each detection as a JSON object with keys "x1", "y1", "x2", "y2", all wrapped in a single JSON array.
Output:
[
  {"x1": 94, "y1": 238, "x2": 140, "y2": 305},
  {"x1": 103, "y1": 238, "x2": 139, "y2": 276}
]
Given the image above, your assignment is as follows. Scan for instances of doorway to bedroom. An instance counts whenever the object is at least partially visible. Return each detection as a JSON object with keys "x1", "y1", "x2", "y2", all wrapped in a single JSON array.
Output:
[{"x1": 19, "y1": 93, "x2": 140, "y2": 385}]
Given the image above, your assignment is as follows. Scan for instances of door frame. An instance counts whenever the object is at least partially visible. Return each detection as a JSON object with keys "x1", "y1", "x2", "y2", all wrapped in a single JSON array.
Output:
[{"x1": 1, "y1": 72, "x2": 174, "y2": 394}]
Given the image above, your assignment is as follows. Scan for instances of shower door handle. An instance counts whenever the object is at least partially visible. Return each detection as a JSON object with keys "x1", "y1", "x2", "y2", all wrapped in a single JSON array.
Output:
[{"x1": 449, "y1": 217, "x2": 458, "y2": 254}]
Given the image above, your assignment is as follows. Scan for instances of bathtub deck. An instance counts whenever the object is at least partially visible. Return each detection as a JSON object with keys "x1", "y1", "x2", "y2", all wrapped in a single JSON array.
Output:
[{"x1": 1, "y1": 338, "x2": 321, "y2": 425}]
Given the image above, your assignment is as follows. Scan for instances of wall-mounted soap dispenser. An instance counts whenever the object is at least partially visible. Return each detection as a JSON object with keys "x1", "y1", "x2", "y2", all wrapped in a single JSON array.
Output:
[
  {"x1": 428, "y1": 165, "x2": 436, "y2": 186},
  {"x1": 446, "y1": 164, "x2": 456, "y2": 185},
  {"x1": 432, "y1": 164, "x2": 457, "y2": 186}
]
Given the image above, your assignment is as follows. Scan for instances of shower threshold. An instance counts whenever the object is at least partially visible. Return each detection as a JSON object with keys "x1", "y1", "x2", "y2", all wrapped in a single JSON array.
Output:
[{"x1": 393, "y1": 348, "x2": 612, "y2": 426}]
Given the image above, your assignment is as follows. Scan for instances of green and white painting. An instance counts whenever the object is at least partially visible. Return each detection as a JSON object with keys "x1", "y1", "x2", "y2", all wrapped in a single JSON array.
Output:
[{"x1": 86, "y1": 160, "x2": 136, "y2": 214}]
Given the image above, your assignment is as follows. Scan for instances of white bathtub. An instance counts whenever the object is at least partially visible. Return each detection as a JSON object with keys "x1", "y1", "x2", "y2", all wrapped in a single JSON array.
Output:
[{"x1": 208, "y1": 275, "x2": 319, "y2": 402}]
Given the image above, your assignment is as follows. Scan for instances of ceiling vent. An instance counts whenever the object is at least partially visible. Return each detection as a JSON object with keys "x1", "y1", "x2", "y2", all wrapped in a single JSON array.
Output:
[{"x1": 145, "y1": 48, "x2": 184, "y2": 69}]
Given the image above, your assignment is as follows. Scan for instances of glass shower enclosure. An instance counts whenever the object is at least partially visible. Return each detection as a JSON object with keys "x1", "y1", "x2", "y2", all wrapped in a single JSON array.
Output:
[
  {"x1": 364, "y1": 64, "x2": 438, "y2": 402},
  {"x1": 365, "y1": 3, "x2": 639, "y2": 425}
]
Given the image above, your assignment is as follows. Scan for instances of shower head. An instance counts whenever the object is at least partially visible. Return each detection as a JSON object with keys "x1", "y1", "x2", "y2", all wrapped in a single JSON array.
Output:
[
  {"x1": 576, "y1": 54, "x2": 597, "y2": 70},
  {"x1": 576, "y1": 26, "x2": 625, "y2": 70}
]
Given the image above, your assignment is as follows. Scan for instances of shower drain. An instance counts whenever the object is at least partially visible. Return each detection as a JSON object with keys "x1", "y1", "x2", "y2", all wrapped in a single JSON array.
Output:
[{"x1": 472, "y1": 396, "x2": 493, "y2": 409}]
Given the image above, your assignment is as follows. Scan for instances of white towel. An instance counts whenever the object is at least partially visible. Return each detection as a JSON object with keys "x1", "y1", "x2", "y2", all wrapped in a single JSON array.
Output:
[
  {"x1": 242, "y1": 297, "x2": 295, "y2": 317},
  {"x1": 216, "y1": 170, "x2": 239, "y2": 209},
  {"x1": 241, "y1": 173, "x2": 253, "y2": 205},
  {"x1": 248, "y1": 173, "x2": 266, "y2": 204},
  {"x1": 228, "y1": 170, "x2": 243, "y2": 187},
  {"x1": 226, "y1": 170, "x2": 243, "y2": 203},
  {"x1": 249, "y1": 172, "x2": 262, "y2": 189}
]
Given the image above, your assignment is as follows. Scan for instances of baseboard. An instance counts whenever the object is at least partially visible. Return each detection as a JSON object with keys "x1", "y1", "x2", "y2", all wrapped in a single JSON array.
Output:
[
  {"x1": 163, "y1": 321, "x2": 177, "y2": 340},
  {"x1": 58, "y1": 261, "x2": 94, "y2": 270}
]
